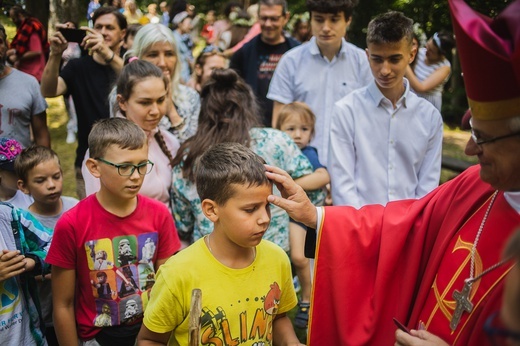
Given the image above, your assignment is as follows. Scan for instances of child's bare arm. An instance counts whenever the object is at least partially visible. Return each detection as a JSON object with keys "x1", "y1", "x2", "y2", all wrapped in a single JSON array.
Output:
[
  {"x1": 52, "y1": 266, "x2": 78, "y2": 345},
  {"x1": 294, "y1": 167, "x2": 330, "y2": 191},
  {"x1": 272, "y1": 313, "x2": 305, "y2": 345},
  {"x1": 0, "y1": 250, "x2": 28, "y2": 282},
  {"x1": 137, "y1": 324, "x2": 171, "y2": 346}
]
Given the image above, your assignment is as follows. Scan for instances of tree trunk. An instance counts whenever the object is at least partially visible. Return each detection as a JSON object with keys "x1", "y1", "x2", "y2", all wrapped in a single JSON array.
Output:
[
  {"x1": 26, "y1": 0, "x2": 50, "y2": 33},
  {"x1": 50, "y1": 0, "x2": 82, "y2": 30}
]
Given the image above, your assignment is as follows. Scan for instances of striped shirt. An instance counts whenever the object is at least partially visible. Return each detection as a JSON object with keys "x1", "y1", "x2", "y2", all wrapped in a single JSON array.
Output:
[{"x1": 411, "y1": 47, "x2": 451, "y2": 111}]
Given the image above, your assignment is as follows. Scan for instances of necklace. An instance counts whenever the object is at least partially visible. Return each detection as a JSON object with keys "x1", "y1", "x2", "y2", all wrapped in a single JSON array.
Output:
[
  {"x1": 450, "y1": 191, "x2": 512, "y2": 331},
  {"x1": 206, "y1": 233, "x2": 256, "y2": 262}
]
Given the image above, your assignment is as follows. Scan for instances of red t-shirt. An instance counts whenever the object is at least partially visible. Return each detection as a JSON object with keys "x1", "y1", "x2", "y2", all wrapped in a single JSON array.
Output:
[
  {"x1": 46, "y1": 194, "x2": 180, "y2": 340},
  {"x1": 18, "y1": 33, "x2": 46, "y2": 82}
]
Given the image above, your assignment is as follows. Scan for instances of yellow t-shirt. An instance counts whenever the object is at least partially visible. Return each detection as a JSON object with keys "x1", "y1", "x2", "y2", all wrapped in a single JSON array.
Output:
[{"x1": 143, "y1": 238, "x2": 297, "y2": 345}]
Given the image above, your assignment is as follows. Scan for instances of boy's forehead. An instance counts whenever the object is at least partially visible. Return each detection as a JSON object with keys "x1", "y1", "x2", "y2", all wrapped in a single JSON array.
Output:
[
  {"x1": 229, "y1": 181, "x2": 273, "y2": 196},
  {"x1": 103, "y1": 143, "x2": 148, "y2": 158},
  {"x1": 29, "y1": 157, "x2": 61, "y2": 170},
  {"x1": 367, "y1": 39, "x2": 411, "y2": 55}
]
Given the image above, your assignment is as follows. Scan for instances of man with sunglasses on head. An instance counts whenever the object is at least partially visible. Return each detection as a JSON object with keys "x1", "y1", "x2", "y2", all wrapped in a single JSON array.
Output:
[
  {"x1": 230, "y1": 0, "x2": 299, "y2": 127},
  {"x1": 265, "y1": 0, "x2": 520, "y2": 345}
]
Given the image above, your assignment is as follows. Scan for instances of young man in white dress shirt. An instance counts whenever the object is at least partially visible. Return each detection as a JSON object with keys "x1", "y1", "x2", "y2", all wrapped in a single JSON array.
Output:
[
  {"x1": 328, "y1": 11, "x2": 443, "y2": 207},
  {"x1": 267, "y1": 0, "x2": 371, "y2": 166}
]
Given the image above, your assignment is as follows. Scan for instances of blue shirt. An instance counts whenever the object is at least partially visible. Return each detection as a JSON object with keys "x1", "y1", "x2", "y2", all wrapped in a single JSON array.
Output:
[{"x1": 301, "y1": 146, "x2": 325, "y2": 170}]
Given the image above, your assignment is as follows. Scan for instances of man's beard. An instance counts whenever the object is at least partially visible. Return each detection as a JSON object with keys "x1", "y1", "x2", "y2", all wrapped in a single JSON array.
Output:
[{"x1": 0, "y1": 61, "x2": 5, "y2": 75}]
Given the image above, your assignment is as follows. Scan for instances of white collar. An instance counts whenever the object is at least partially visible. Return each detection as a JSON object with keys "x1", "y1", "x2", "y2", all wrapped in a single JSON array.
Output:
[{"x1": 504, "y1": 191, "x2": 520, "y2": 214}]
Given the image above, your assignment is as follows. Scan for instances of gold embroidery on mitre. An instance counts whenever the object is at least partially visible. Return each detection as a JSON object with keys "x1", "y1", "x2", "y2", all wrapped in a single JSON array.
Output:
[
  {"x1": 427, "y1": 236, "x2": 483, "y2": 330},
  {"x1": 469, "y1": 96, "x2": 520, "y2": 120}
]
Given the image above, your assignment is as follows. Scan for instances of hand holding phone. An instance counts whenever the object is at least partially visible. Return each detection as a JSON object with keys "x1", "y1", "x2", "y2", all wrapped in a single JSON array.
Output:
[
  {"x1": 393, "y1": 317, "x2": 411, "y2": 334},
  {"x1": 59, "y1": 28, "x2": 87, "y2": 43}
]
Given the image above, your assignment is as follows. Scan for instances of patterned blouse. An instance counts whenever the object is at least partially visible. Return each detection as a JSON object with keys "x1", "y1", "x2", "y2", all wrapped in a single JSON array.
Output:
[
  {"x1": 159, "y1": 84, "x2": 201, "y2": 143},
  {"x1": 171, "y1": 127, "x2": 325, "y2": 251}
]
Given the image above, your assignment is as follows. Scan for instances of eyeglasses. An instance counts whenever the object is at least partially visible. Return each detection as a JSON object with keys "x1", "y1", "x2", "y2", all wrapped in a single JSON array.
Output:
[
  {"x1": 469, "y1": 119, "x2": 520, "y2": 146},
  {"x1": 96, "y1": 158, "x2": 154, "y2": 176},
  {"x1": 484, "y1": 311, "x2": 520, "y2": 346},
  {"x1": 259, "y1": 15, "x2": 284, "y2": 23}
]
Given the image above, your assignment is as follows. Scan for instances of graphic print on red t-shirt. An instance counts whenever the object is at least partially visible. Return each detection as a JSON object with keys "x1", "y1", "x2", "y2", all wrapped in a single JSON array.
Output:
[{"x1": 85, "y1": 233, "x2": 159, "y2": 327}]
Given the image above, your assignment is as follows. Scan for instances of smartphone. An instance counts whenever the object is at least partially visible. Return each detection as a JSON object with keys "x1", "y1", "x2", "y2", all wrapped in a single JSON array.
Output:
[
  {"x1": 393, "y1": 317, "x2": 411, "y2": 334},
  {"x1": 59, "y1": 28, "x2": 86, "y2": 43}
]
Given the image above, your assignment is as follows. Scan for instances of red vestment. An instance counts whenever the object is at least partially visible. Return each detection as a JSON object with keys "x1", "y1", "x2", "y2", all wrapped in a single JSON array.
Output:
[{"x1": 309, "y1": 166, "x2": 520, "y2": 345}]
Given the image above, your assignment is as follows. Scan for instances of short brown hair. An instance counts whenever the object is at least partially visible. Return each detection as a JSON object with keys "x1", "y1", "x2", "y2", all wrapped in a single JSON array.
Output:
[
  {"x1": 195, "y1": 142, "x2": 270, "y2": 205},
  {"x1": 88, "y1": 118, "x2": 147, "y2": 159},
  {"x1": 15, "y1": 145, "x2": 60, "y2": 182},
  {"x1": 366, "y1": 11, "x2": 413, "y2": 46},
  {"x1": 307, "y1": 0, "x2": 358, "y2": 21},
  {"x1": 92, "y1": 6, "x2": 127, "y2": 30}
]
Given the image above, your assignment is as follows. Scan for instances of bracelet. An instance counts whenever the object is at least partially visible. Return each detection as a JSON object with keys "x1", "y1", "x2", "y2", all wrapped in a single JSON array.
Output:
[
  {"x1": 104, "y1": 51, "x2": 115, "y2": 64},
  {"x1": 170, "y1": 117, "x2": 185, "y2": 131}
]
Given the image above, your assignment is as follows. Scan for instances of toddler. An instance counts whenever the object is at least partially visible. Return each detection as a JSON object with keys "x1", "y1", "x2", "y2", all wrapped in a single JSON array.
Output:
[{"x1": 276, "y1": 101, "x2": 330, "y2": 329}]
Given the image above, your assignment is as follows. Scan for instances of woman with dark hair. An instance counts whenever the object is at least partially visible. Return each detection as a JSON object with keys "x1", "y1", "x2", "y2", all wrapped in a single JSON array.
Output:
[
  {"x1": 171, "y1": 69, "x2": 324, "y2": 250},
  {"x1": 84, "y1": 60, "x2": 179, "y2": 209},
  {"x1": 405, "y1": 30, "x2": 455, "y2": 111}
]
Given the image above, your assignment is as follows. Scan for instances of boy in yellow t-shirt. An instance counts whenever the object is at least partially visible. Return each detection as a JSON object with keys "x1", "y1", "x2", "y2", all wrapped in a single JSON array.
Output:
[{"x1": 138, "y1": 142, "x2": 302, "y2": 345}]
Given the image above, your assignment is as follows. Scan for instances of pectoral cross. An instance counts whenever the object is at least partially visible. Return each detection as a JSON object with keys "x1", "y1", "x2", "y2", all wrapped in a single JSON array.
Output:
[{"x1": 450, "y1": 280, "x2": 474, "y2": 331}]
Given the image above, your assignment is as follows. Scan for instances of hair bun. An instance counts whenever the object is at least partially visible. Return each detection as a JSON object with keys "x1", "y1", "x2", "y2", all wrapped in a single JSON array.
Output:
[{"x1": 211, "y1": 68, "x2": 238, "y2": 88}]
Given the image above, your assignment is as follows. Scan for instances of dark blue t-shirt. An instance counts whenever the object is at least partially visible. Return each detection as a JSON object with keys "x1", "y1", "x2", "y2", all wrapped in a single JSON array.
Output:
[{"x1": 301, "y1": 146, "x2": 325, "y2": 171}]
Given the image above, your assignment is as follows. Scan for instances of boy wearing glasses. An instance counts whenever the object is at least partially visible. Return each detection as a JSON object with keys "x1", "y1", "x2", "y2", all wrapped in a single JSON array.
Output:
[{"x1": 46, "y1": 118, "x2": 180, "y2": 346}]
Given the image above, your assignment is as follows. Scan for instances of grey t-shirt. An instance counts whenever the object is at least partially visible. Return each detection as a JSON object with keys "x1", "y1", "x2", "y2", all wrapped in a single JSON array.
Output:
[
  {"x1": 30, "y1": 196, "x2": 79, "y2": 325},
  {"x1": 5, "y1": 190, "x2": 34, "y2": 209},
  {"x1": 29, "y1": 196, "x2": 79, "y2": 229},
  {"x1": 0, "y1": 69, "x2": 47, "y2": 148}
]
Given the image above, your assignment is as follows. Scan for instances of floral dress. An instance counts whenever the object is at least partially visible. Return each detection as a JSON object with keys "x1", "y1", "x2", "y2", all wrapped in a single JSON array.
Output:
[{"x1": 171, "y1": 127, "x2": 325, "y2": 251}]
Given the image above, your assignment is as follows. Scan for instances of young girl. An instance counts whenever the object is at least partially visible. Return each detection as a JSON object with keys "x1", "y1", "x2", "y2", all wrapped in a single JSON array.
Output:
[
  {"x1": 83, "y1": 60, "x2": 179, "y2": 209},
  {"x1": 276, "y1": 101, "x2": 330, "y2": 329}
]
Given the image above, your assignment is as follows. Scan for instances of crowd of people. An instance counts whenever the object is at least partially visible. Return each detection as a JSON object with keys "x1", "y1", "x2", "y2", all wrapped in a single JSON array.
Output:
[{"x1": 0, "y1": 0, "x2": 519, "y2": 345}]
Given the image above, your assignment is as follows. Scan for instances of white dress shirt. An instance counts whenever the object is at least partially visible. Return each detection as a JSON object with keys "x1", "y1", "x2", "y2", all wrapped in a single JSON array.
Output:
[
  {"x1": 267, "y1": 37, "x2": 372, "y2": 165},
  {"x1": 328, "y1": 78, "x2": 443, "y2": 208}
]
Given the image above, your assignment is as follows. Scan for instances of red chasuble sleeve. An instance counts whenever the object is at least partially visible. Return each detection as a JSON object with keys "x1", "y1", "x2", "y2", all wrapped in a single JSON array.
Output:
[{"x1": 308, "y1": 166, "x2": 503, "y2": 345}]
